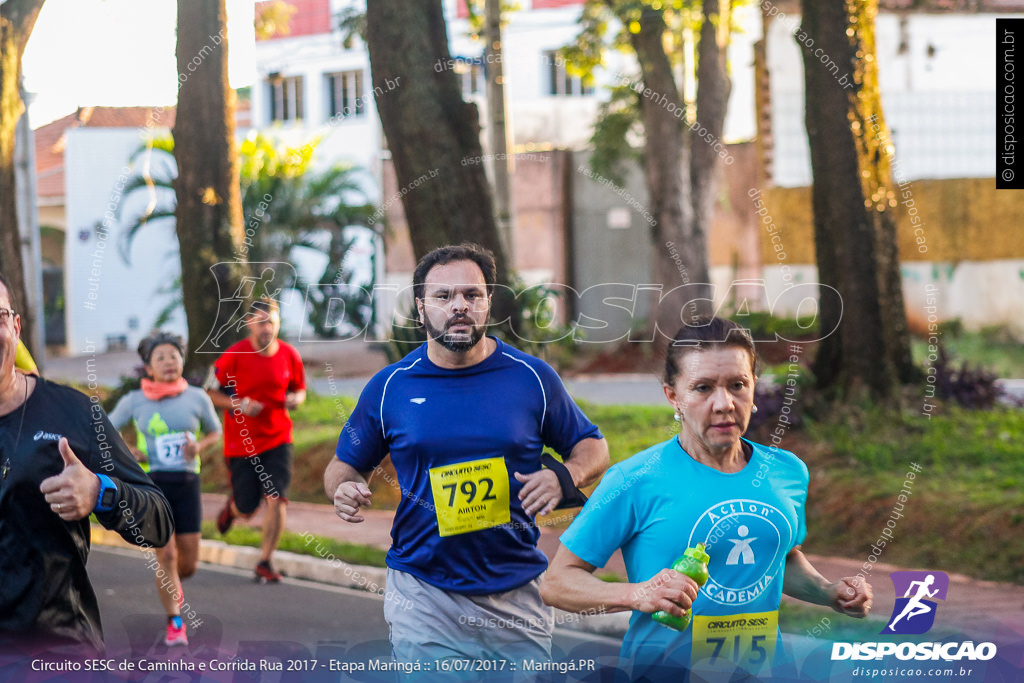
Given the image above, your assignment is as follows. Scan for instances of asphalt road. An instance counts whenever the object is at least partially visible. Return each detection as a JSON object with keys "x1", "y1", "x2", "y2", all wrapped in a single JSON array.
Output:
[
  {"x1": 8, "y1": 548, "x2": 1024, "y2": 682},
  {"x1": 92, "y1": 546, "x2": 389, "y2": 668},
  {"x1": 11, "y1": 546, "x2": 622, "y2": 682}
]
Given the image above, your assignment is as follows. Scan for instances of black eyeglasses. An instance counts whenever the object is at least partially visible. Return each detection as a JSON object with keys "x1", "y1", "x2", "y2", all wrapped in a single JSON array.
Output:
[{"x1": 0, "y1": 309, "x2": 16, "y2": 323}]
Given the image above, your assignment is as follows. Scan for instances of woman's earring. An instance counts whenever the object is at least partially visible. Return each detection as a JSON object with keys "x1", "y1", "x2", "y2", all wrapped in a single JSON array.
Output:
[
  {"x1": 751, "y1": 405, "x2": 758, "y2": 414},
  {"x1": 673, "y1": 411, "x2": 681, "y2": 422}
]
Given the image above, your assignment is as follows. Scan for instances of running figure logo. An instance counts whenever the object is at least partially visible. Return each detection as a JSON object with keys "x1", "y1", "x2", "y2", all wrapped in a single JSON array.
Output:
[
  {"x1": 725, "y1": 525, "x2": 757, "y2": 565},
  {"x1": 197, "y1": 262, "x2": 294, "y2": 354},
  {"x1": 882, "y1": 570, "x2": 949, "y2": 635}
]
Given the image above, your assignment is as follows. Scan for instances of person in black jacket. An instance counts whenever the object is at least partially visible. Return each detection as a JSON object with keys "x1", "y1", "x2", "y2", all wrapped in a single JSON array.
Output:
[{"x1": 0, "y1": 272, "x2": 174, "y2": 655}]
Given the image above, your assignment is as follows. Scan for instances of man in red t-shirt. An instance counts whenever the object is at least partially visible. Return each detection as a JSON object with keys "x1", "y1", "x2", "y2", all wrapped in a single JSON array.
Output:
[{"x1": 207, "y1": 298, "x2": 305, "y2": 582}]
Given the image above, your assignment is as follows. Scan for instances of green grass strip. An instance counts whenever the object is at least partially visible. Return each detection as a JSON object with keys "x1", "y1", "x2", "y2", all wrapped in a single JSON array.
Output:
[{"x1": 200, "y1": 521, "x2": 388, "y2": 568}]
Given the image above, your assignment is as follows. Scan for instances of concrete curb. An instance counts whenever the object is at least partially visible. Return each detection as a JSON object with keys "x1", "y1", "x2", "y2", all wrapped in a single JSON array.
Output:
[
  {"x1": 90, "y1": 525, "x2": 389, "y2": 594},
  {"x1": 89, "y1": 526, "x2": 629, "y2": 638}
]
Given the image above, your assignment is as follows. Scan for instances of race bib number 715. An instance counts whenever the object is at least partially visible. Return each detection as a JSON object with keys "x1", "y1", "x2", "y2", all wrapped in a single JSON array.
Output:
[
  {"x1": 691, "y1": 610, "x2": 778, "y2": 672},
  {"x1": 428, "y1": 457, "x2": 510, "y2": 537}
]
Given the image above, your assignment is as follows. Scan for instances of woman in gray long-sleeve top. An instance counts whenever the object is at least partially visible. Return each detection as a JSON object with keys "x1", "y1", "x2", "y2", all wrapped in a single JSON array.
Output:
[{"x1": 109, "y1": 330, "x2": 221, "y2": 648}]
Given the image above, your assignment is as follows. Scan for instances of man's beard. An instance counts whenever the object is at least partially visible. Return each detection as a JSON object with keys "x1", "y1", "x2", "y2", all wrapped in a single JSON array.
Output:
[
  {"x1": 253, "y1": 333, "x2": 276, "y2": 352},
  {"x1": 423, "y1": 315, "x2": 486, "y2": 353}
]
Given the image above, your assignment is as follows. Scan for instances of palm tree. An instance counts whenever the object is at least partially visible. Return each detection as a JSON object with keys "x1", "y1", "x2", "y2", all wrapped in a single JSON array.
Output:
[{"x1": 116, "y1": 132, "x2": 377, "y2": 335}]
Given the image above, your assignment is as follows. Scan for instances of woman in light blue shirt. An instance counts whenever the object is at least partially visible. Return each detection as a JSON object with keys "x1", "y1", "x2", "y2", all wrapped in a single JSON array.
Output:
[{"x1": 541, "y1": 317, "x2": 873, "y2": 681}]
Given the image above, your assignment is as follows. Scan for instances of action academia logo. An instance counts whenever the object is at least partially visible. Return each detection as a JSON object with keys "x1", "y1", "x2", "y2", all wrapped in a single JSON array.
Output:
[
  {"x1": 882, "y1": 570, "x2": 950, "y2": 635},
  {"x1": 687, "y1": 499, "x2": 794, "y2": 607}
]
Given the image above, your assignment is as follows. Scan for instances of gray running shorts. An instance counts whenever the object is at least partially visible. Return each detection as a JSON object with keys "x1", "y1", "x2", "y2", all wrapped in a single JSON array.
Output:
[{"x1": 383, "y1": 567, "x2": 553, "y2": 670}]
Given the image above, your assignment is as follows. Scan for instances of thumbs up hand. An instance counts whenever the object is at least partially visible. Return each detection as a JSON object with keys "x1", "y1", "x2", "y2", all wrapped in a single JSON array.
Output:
[{"x1": 40, "y1": 437, "x2": 100, "y2": 521}]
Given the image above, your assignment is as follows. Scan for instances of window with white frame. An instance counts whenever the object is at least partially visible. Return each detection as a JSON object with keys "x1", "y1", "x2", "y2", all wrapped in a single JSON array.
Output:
[
  {"x1": 544, "y1": 50, "x2": 593, "y2": 96},
  {"x1": 457, "y1": 61, "x2": 484, "y2": 96},
  {"x1": 268, "y1": 75, "x2": 304, "y2": 122},
  {"x1": 326, "y1": 70, "x2": 366, "y2": 120}
]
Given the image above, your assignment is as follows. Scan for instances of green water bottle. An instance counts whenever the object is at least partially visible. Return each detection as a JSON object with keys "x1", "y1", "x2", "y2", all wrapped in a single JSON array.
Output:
[{"x1": 651, "y1": 542, "x2": 711, "y2": 632}]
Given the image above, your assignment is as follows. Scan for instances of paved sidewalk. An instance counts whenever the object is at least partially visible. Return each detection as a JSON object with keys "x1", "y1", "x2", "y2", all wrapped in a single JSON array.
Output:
[
  {"x1": 200, "y1": 493, "x2": 620, "y2": 568},
  {"x1": 41, "y1": 338, "x2": 392, "y2": 386},
  {"x1": 200, "y1": 493, "x2": 1024, "y2": 646},
  {"x1": 42, "y1": 347, "x2": 1024, "y2": 408}
]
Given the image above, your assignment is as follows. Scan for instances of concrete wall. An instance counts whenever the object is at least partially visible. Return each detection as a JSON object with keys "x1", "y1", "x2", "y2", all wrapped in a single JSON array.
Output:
[
  {"x1": 762, "y1": 261, "x2": 1024, "y2": 338},
  {"x1": 508, "y1": 151, "x2": 570, "y2": 285},
  {"x1": 568, "y1": 144, "x2": 763, "y2": 340},
  {"x1": 378, "y1": 143, "x2": 765, "y2": 337},
  {"x1": 377, "y1": 151, "x2": 573, "y2": 329},
  {"x1": 753, "y1": 178, "x2": 1024, "y2": 335},
  {"x1": 568, "y1": 150, "x2": 654, "y2": 336}
]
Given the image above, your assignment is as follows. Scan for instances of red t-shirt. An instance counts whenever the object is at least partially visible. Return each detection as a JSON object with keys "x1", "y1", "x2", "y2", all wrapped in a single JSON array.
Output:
[{"x1": 214, "y1": 338, "x2": 306, "y2": 457}]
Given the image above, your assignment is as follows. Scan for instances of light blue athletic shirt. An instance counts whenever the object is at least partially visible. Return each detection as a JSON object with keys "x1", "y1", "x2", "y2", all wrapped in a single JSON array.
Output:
[
  {"x1": 336, "y1": 337, "x2": 602, "y2": 595},
  {"x1": 559, "y1": 436, "x2": 808, "y2": 675}
]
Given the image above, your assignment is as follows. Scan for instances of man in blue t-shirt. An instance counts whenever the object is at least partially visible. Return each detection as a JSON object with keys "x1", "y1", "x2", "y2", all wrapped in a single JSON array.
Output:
[{"x1": 324, "y1": 243, "x2": 609, "y2": 665}]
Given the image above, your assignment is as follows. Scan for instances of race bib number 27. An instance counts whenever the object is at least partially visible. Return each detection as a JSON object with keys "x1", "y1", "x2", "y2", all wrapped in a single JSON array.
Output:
[
  {"x1": 154, "y1": 432, "x2": 189, "y2": 468},
  {"x1": 428, "y1": 457, "x2": 510, "y2": 537}
]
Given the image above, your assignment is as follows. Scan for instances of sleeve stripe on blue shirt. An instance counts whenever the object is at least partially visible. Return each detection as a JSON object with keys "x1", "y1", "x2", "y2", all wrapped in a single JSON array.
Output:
[
  {"x1": 501, "y1": 352, "x2": 546, "y2": 431},
  {"x1": 380, "y1": 358, "x2": 421, "y2": 437}
]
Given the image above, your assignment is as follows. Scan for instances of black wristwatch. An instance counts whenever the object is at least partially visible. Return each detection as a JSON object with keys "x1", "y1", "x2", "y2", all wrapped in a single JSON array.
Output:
[{"x1": 95, "y1": 474, "x2": 118, "y2": 512}]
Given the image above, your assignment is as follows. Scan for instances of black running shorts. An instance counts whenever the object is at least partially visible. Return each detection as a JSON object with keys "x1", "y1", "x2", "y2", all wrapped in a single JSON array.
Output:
[
  {"x1": 150, "y1": 471, "x2": 202, "y2": 535},
  {"x1": 225, "y1": 443, "x2": 293, "y2": 514}
]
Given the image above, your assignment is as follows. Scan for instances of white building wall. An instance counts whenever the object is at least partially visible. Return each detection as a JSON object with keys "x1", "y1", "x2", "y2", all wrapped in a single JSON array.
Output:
[
  {"x1": 253, "y1": 2, "x2": 761, "y2": 171},
  {"x1": 725, "y1": 3, "x2": 760, "y2": 143},
  {"x1": 445, "y1": 3, "x2": 757, "y2": 147},
  {"x1": 769, "y1": 12, "x2": 999, "y2": 187},
  {"x1": 64, "y1": 127, "x2": 321, "y2": 354},
  {"x1": 762, "y1": 262, "x2": 1024, "y2": 338},
  {"x1": 252, "y1": 30, "x2": 382, "y2": 198},
  {"x1": 64, "y1": 128, "x2": 187, "y2": 355}
]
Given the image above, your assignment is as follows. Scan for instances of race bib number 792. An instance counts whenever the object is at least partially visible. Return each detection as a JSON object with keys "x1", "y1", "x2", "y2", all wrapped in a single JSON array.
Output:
[{"x1": 428, "y1": 457, "x2": 510, "y2": 537}]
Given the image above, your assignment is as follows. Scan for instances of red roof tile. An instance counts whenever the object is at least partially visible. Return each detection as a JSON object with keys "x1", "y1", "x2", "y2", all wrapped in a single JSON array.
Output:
[
  {"x1": 32, "y1": 106, "x2": 176, "y2": 199},
  {"x1": 255, "y1": 0, "x2": 331, "y2": 41},
  {"x1": 530, "y1": 0, "x2": 584, "y2": 9}
]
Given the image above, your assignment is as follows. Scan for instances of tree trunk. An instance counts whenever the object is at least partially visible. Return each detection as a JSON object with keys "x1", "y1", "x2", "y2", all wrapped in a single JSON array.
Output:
[
  {"x1": 800, "y1": 0, "x2": 914, "y2": 400},
  {"x1": 173, "y1": 0, "x2": 248, "y2": 377},
  {"x1": 365, "y1": 0, "x2": 514, "y2": 316},
  {"x1": 624, "y1": 5, "x2": 712, "y2": 341},
  {"x1": 484, "y1": 0, "x2": 514, "y2": 259},
  {"x1": 0, "y1": 0, "x2": 45, "y2": 355},
  {"x1": 691, "y1": 0, "x2": 731, "y2": 299}
]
